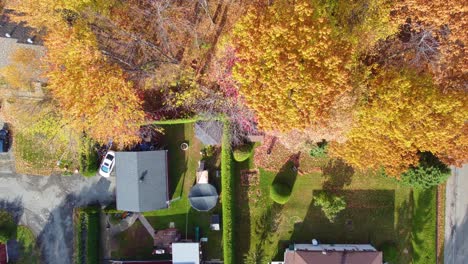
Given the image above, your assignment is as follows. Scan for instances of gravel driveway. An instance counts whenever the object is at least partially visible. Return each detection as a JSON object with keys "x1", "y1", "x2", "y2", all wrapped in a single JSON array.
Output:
[
  {"x1": 0, "y1": 172, "x2": 115, "y2": 264},
  {"x1": 444, "y1": 164, "x2": 468, "y2": 264}
]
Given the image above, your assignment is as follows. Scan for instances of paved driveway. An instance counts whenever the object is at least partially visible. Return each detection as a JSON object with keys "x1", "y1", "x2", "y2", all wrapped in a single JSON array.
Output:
[
  {"x1": 0, "y1": 172, "x2": 115, "y2": 264},
  {"x1": 444, "y1": 164, "x2": 468, "y2": 264}
]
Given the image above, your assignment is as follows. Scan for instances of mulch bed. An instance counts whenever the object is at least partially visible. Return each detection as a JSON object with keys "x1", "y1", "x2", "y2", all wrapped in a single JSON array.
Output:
[{"x1": 253, "y1": 135, "x2": 322, "y2": 174}]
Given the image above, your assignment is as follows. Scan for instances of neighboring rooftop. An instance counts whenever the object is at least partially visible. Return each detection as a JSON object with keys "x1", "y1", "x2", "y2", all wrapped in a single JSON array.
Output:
[
  {"x1": 0, "y1": 9, "x2": 42, "y2": 45},
  {"x1": 0, "y1": 243, "x2": 7, "y2": 264},
  {"x1": 172, "y1": 242, "x2": 200, "y2": 264},
  {"x1": 194, "y1": 121, "x2": 223, "y2": 146},
  {"x1": 284, "y1": 250, "x2": 383, "y2": 264},
  {"x1": 115, "y1": 150, "x2": 169, "y2": 212}
]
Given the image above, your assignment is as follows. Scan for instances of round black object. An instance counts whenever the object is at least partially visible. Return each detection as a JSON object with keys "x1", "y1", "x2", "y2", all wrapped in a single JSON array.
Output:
[{"x1": 188, "y1": 184, "x2": 219, "y2": 212}]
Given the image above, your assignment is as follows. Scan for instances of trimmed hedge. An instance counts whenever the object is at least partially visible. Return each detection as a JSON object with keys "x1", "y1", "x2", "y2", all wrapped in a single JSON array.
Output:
[
  {"x1": 380, "y1": 241, "x2": 398, "y2": 263},
  {"x1": 233, "y1": 143, "x2": 254, "y2": 162},
  {"x1": 74, "y1": 207, "x2": 100, "y2": 264},
  {"x1": 270, "y1": 183, "x2": 292, "y2": 204},
  {"x1": 221, "y1": 120, "x2": 235, "y2": 264},
  {"x1": 0, "y1": 210, "x2": 15, "y2": 243}
]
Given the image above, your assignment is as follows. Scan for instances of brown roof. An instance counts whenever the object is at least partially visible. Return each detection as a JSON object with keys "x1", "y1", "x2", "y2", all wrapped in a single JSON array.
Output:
[
  {"x1": 0, "y1": 243, "x2": 6, "y2": 264},
  {"x1": 285, "y1": 250, "x2": 382, "y2": 264}
]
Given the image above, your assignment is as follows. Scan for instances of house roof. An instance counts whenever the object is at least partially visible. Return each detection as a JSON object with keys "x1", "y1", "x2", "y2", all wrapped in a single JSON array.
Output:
[
  {"x1": 115, "y1": 151, "x2": 169, "y2": 212},
  {"x1": 172, "y1": 243, "x2": 200, "y2": 264},
  {"x1": 285, "y1": 250, "x2": 383, "y2": 264},
  {"x1": 0, "y1": 243, "x2": 7, "y2": 264},
  {"x1": 0, "y1": 9, "x2": 43, "y2": 45},
  {"x1": 194, "y1": 121, "x2": 223, "y2": 146}
]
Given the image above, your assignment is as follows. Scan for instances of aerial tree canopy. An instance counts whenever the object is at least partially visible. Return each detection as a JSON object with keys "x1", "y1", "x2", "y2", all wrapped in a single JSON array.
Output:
[
  {"x1": 43, "y1": 22, "x2": 145, "y2": 146},
  {"x1": 231, "y1": 0, "x2": 397, "y2": 133},
  {"x1": 232, "y1": 0, "x2": 355, "y2": 132},
  {"x1": 330, "y1": 68, "x2": 468, "y2": 176}
]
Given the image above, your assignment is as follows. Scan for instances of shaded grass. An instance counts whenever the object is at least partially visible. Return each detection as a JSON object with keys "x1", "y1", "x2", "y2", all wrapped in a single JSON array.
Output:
[{"x1": 412, "y1": 187, "x2": 437, "y2": 264}]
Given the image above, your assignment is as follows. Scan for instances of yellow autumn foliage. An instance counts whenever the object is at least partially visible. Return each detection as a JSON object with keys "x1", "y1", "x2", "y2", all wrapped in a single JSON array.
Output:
[
  {"x1": 331, "y1": 68, "x2": 468, "y2": 176},
  {"x1": 232, "y1": 0, "x2": 355, "y2": 132}
]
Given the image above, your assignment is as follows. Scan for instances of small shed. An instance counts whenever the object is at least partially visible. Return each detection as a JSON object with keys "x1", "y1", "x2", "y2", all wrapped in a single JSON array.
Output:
[
  {"x1": 194, "y1": 121, "x2": 223, "y2": 146},
  {"x1": 115, "y1": 151, "x2": 169, "y2": 212},
  {"x1": 172, "y1": 243, "x2": 200, "y2": 264}
]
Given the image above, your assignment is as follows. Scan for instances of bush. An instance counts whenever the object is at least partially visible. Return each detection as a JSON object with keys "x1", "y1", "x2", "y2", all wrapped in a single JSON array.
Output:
[
  {"x1": 79, "y1": 137, "x2": 99, "y2": 177},
  {"x1": 270, "y1": 182, "x2": 292, "y2": 204},
  {"x1": 233, "y1": 143, "x2": 254, "y2": 162},
  {"x1": 399, "y1": 153, "x2": 450, "y2": 189},
  {"x1": 380, "y1": 241, "x2": 398, "y2": 263},
  {"x1": 313, "y1": 192, "x2": 346, "y2": 223},
  {"x1": 309, "y1": 140, "x2": 328, "y2": 158},
  {"x1": 74, "y1": 207, "x2": 100, "y2": 264},
  {"x1": 0, "y1": 211, "x2": 15, "y2": 243}
]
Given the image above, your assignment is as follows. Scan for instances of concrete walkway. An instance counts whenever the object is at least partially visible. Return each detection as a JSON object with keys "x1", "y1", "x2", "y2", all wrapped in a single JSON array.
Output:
[
  {"x1": 138, "y1": 213, "x2": 156, "y2": 239},
  {"x1": 444, "y1": 164, "x2": 468, "y2": 264}
]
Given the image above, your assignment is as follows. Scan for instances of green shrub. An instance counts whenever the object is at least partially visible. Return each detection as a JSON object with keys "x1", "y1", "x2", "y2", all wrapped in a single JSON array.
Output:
[
  {"x1": 380, "y1": 241, "x2": 398, "y2": 263},
  {"x1": 79, "y1": 136, "x2": 99, "y2": 177},
  {"x1": 309, "y1": 140, "x2": 328, "y2": 158},
  {"x1": 400, "y1": 166, "x2": 449, "y2": 189},
  {"x1": 313, "y1": 192, "x2": 346, "y2": 223},
  {"x1": 0, "y1": 211, "x2": 15, "y2": 243},
  {"x1": 74, "y1": 207, "x2": 100, "y2": 264},
  {"x1": 222, "y1": 120, "x2": 235, "y2": 264},
  {"x1": 270, "y1": 183, "x2": 292, "y2": 204},
  {"x1": 233, "y1": 143, "x2": 254, "y2": 162}
]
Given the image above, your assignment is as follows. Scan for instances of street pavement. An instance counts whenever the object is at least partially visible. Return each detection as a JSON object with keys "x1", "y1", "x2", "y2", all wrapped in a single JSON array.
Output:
[
  {"x1": 0, "y1": 172, "x2": 115, "y2": 264},
  {"x1": 444, "y1": 164, "x2": 468, "y2": 264}
]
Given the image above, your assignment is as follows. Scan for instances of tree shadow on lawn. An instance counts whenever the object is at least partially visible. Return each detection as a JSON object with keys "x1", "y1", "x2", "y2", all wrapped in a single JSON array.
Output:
[
  {"x1": 280, "y1": 189, "x2": 395, "y2": 260},
  {"x1": 321, "y1": 159, "x2": 354, "y2": 191},
  {"x1": 390, "y1": 190, "x2": 414, "y2": 263},
  {"x1": 272, "y1": 156, "x2": 299, "y2": 191},
  {"x1": 234, "y1": 158, "x2": 253, "y2": 263},
  {"x1": 411, "y1": 188, "x2": 437, "y2": 263},
  {"x1": 163, "y1": 124, "x2": 189, "y2": 199}
]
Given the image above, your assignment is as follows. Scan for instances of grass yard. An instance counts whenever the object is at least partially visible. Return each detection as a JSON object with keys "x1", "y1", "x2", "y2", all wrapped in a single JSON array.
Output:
[
  {"x1": 110, "y1": 122, "x2": 223, "y2": 261},
  {"x1": 235, "y1": 157, "x2": 437, "y2": 264}
]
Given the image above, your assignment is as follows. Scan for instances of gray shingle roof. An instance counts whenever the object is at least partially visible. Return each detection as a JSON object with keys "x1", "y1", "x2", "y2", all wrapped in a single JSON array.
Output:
[{"x1": 116, "y1": 151, "x2": 169, "y2": 212}]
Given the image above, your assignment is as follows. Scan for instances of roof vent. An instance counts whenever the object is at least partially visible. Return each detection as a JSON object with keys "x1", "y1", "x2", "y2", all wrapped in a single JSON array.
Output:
[{"x1": 139, "y1": 170, "x2": 148, "y2": 182}]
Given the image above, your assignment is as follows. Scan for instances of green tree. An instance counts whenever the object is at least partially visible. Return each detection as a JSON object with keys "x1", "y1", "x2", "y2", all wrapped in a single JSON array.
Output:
[
  {"x1": 399, "y1": 153, "x2": 451, "y2": 189},
  {"x1": 313, "y1": 192, "x2": 346, "y2": 222},
  {"x1": 0, "y1": 211, "x2": 16, "y2": 243}
]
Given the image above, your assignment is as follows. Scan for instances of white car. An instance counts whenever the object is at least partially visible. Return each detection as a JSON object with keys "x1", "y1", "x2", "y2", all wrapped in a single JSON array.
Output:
[{"x1": 99, "y1": 151, "x2": 115, "y2": 177}]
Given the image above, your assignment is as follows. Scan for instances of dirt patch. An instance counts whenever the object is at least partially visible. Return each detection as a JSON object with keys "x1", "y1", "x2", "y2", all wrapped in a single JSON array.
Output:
[
  {"x1": 253, "y1": 135, "x2": 322, "y2": 174},
  {"x1": 241, "y1": 169, "x2": 259, "y2": 186}
]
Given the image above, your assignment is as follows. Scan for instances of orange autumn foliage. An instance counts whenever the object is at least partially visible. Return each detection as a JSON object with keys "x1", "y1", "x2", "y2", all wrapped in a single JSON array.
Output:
[
  {"x1": 331, "y1": 68, "x2": 468, "y2": 176},
  {"x1": 232, "y1": 0, "x2": 355, "y2": 132},
  {"x1": 43, "y1": 22, "x2": 144, "y2": 146}
]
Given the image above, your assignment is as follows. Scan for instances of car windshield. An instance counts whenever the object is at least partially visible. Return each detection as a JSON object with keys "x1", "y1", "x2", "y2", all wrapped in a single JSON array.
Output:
[
  {"x1": 106, "y1": 155, "x2": 114, "y2": 161},
  {"x1": 101, "y1": 165, "x2": 109, "y2": 173}
]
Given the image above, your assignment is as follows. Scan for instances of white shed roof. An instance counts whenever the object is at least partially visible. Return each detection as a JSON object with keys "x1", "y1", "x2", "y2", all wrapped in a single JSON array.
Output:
[{"x1": 172, "y1": 242, "x2": 200, "y2": 264}]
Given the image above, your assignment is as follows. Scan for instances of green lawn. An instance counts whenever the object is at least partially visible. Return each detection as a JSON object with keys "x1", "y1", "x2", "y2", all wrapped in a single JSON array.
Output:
[
  {"x1": 111, "y1": 123, "x2": 223, "y2": 260},
  {"x1": 235, "y1": 157, "x2": 437, "y2": 264}
]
